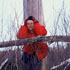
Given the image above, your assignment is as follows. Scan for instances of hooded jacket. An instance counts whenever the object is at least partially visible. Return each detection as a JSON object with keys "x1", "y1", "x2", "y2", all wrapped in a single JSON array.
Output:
[{"x1": 17, "y1": 16, "x2": 48, "y2": 60}]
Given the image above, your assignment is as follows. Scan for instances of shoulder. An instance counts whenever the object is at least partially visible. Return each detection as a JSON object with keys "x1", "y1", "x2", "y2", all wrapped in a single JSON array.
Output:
[{"x1": 34, "y1": 23, "x2": 45, "y2": 28}]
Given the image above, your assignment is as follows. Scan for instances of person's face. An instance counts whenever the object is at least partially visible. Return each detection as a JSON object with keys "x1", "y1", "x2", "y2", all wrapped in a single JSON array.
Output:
[{"x1": 27, "y1": 20, "x2": 34, "y2": 31}]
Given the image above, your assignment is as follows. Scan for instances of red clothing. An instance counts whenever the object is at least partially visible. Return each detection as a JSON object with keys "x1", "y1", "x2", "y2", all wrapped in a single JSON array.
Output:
[{"x1": 17, "y1": 21, "x2": 48, "y2": 60}]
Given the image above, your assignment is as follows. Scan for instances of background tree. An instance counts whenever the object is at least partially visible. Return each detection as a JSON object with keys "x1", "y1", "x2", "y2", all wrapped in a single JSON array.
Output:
[{"x1": 23, "y1": 0, "x2": 47, "y2": 70}]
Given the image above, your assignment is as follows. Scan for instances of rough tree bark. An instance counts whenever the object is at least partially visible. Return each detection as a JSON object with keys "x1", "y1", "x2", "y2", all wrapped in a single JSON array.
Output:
[
  {"x1": 0, "y1": 36, "x2": 70, "y2": 47},
  {"x1": 23, "y1": 0, "x2": 44, "y2": 25},
  {"x1": 23, "y1": 0, "x2": 45, "y2": 70}
]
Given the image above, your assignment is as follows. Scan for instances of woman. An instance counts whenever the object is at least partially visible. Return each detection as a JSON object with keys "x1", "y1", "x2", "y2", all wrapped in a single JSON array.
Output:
[{"x1": 17, "y1": 16, "x2": 48, "y2": 70}]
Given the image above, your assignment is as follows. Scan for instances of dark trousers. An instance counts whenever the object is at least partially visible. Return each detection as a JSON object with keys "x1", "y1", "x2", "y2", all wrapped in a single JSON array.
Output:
[{"x1": 22, "y1": 52, "x2": 39, "y2": 70}]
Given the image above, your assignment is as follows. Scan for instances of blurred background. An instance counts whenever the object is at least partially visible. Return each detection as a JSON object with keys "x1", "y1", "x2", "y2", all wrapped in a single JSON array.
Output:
[{"x1": 0, "y1": 0, "x2": 70, "y2": 70}]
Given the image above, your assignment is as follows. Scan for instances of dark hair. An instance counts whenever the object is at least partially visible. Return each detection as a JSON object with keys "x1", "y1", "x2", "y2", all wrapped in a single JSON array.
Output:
[
  {"x1": 24, "y1": 16, "x2": 39, "y2": 26},
  {"x1": 28, "y1": 16, "x2": 33, "y2": 20}
]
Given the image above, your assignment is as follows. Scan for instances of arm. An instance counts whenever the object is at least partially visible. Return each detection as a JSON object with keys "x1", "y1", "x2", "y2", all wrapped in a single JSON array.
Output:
[
  {"x1": 17, "y1": 26, "x2": 28, "y2": 39},
  {"x1": 34, "y1": 23, "x2": 47, "y2": 36}
]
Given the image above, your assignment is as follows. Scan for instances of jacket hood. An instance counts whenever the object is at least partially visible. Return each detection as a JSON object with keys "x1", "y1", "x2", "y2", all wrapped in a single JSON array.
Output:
[{"x1": 24, "y1": 16, "x2": 39, "y2": 26}]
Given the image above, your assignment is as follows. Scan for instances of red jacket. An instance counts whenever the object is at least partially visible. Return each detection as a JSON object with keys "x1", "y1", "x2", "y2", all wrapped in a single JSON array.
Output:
[{"x1": 17, "y1": 19, "x2": 48, "y2": 60}]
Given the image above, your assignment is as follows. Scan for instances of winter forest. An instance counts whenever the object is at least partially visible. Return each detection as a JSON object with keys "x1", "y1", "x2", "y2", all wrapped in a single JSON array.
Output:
[{"x1": 0, "y1": 0, "x2": 70, "y2": 70}]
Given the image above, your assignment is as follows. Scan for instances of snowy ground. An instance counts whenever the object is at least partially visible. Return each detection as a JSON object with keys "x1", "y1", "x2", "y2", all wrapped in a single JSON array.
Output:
[{"x1": 51, "y1": 58, "x2": 70, "y2": 70}]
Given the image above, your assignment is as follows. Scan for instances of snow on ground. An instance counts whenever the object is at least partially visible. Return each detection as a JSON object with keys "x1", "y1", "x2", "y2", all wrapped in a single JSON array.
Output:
[
  {"x1": 51, "y1": 58, "x2": 70, "y2": 70},
  {"x1": 0, "y1": 58, "x2": 8, "y2": 69}
]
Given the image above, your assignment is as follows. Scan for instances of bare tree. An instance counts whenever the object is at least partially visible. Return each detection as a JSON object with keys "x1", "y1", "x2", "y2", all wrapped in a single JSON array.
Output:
[{"x1": 23, "y1": 0, "x2": 46, "y2": 70}]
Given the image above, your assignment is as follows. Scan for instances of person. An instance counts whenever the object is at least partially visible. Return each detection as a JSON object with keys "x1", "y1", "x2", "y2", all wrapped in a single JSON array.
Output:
[{"x1": 17, "y1": 16, "x2": 48, "y2": 70}]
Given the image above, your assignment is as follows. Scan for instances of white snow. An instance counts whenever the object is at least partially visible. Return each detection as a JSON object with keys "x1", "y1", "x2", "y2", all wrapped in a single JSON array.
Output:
[
  {"x1": 0, "y1": 58, "x2": 8, "y2": 69},
  {"x1": 51, "y1": 58, "x2": 70, "y2": 70}
]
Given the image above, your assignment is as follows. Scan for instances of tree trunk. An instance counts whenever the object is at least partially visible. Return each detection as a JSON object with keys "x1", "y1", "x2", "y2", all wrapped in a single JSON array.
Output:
[
  {"x1": 23, "y1": 0, "x2": 46, "y2": 70},
  {"x1": 23, "y1": 0, "x2": 44, "y2": 25}
]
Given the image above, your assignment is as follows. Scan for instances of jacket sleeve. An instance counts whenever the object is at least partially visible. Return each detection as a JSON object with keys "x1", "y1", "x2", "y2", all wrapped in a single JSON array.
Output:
[
  {"x1": 34, "y1": 23, "x2": 47, "y2": 36},
  {"x1": 17, "y1": 26, "x2": 28, "y2": 39}
]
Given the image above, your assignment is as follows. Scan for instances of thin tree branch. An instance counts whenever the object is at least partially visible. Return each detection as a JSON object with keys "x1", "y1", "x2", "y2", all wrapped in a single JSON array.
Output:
[{"x1": 51, "y1": 58, "x2": 70, "y2": 70}]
